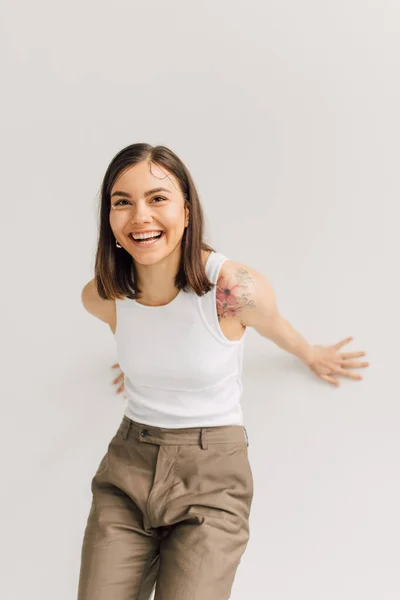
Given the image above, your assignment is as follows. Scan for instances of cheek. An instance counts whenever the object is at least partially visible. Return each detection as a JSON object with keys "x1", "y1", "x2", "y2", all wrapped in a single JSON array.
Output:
[
  {"x1": 163, "y1": 205, "x2": 186, "y2": 227},
  {"x1": 109, "y1": 212, "x2": 127, "y2": 232}
]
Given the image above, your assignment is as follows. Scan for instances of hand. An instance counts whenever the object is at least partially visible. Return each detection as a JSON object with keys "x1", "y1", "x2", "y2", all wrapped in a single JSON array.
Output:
[
  {"x1": 111, "y1": 362, "x2": 125, "y2": 394},
  {"x1": 306, "y1": 336, "x2": 369, "y2": 387}
]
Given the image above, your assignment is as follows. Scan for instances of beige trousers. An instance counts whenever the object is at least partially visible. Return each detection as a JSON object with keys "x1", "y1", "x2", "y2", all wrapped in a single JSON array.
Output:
[{"x1": 77, "y1": 415, "x2": 254, "y2": 599}]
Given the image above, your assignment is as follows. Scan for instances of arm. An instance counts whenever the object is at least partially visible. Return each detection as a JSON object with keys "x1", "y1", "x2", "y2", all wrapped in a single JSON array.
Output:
[
  {"x1": 81, "y1": 279, "x2": 124, "y2": 392},
  {"x1": 235, "y1": 266, "x2": 314, "y2": 365},
  {"x1": 220, "y1": 261, "x2": 369, "y2": 385},
  {"x1": 81, "y1": 279, "x2": 116, "y2": 333}
]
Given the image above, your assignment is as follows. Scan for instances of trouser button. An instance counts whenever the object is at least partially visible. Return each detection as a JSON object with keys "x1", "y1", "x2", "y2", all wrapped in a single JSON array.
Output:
[{"x1": 140, "y1": 428, "x2": 150, "y2": 437}]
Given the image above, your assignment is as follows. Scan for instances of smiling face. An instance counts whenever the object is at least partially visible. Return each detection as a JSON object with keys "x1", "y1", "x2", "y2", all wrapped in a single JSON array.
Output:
[{"x1": 109, "y1": 160, "x2": 189, "y2": 265}]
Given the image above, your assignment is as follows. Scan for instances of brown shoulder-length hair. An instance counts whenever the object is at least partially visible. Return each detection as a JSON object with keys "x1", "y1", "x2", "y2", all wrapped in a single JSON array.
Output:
[{"x1": 94, "y1": 143, "x2": 216, "y2": 300}]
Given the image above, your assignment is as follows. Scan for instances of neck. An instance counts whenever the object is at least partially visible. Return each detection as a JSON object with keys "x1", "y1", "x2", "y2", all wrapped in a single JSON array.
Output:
[{"x1": 134, "y1": 245, "x2": 182, "y2": 305}]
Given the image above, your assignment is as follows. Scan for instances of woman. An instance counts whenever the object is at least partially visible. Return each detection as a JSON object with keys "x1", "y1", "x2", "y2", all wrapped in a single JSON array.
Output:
[{"x1": 77, "y1": 143, "x2": 369, "y2": 599}]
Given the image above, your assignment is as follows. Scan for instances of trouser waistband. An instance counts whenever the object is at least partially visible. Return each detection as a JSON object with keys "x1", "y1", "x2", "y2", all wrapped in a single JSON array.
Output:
[{"x1": 119, "y1": 415, "x2": 249, "y2": 450}]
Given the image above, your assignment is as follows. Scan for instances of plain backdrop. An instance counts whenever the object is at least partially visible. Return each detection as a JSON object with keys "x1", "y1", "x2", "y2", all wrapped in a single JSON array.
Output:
[{"x1": 1, "y1": 1, "x2": 398, "y2": 598}]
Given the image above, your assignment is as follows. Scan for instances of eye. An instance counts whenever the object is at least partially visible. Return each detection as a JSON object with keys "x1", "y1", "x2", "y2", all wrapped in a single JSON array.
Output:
[{"x1": 112, "y1": 196, "x2": 166, "y2": 209}]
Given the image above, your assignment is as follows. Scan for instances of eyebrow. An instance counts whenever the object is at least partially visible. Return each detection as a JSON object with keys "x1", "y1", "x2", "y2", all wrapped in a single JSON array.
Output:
[{"x1": 110, "y1": 187, "x2": 172, "y2": 199}]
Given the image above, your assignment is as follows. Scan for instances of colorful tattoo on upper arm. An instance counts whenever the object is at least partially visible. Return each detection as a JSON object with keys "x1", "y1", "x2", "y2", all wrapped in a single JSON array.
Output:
[{"x1": 216, "y1": 267, "x2": 256, "y2": 321}]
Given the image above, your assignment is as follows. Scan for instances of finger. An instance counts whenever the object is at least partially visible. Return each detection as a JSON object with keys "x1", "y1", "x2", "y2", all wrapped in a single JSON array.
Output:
[
  {"x1": 335, "y1": 336, "x2": 353, "y2": 350},
  {"x1": 340, "y1": 351, "x2": 366, "y2": 359},
  {"x1": 112, "y1": 373, "x2": 124, "y2": 384},
  {"x1": 117, "y1": 384, "x2": 124, "y2": 393},
  {"x1": 341, "y1": 361, "x2": 369, "y2": 369},
  {"x1": 347, "y1": 371, "x2": 363, "y2": 380},
  {"x1": 111, "y1": 363, "x2": 120, "y2": 369},
  {"x1": 333, "y1": 367, "x2": 363, "y2": 380},
  {"x1": 320, "y1": 374, "x2": 340, "y2": 386}
]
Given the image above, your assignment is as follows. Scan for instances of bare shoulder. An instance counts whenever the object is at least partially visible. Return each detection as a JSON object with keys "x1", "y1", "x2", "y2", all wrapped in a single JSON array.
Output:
[
  {"x1": 217, "y1": 259, "x2": 278, "y2": 327},
  {"x1": 81, "y1": 278, "x2": 116, "y2": 328}
]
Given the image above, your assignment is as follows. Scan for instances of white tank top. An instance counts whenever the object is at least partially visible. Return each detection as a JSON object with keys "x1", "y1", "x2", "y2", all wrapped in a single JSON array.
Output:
[{"x1": 114, "y1": 251, "x2": 248, "y2": 428}]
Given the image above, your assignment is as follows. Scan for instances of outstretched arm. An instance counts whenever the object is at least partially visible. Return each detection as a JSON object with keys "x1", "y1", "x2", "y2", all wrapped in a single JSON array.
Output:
[{"x1": 218, "y1": 261, "x2": 369, "y2": 386}]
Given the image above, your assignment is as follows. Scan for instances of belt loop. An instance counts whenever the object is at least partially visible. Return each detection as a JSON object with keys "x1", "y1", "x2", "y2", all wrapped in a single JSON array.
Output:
[
  {"x1": 243, "y1": 427, "x2": 249, "y2": 447},
  {"x1": 200, "y1": 428, "x2": 208, "y2": 450},
  {"x1": 123, "y1": 419, "x2": 132, "y2": 440}
]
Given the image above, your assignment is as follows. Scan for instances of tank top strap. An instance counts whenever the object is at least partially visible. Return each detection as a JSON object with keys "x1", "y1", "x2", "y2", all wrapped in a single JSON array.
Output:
[
  {"x1": 198, "y1": 251, "x2": 241, "y2": 346},
  {"x1": 204, "y1": 250, "x2": 228, "y2": 284}
]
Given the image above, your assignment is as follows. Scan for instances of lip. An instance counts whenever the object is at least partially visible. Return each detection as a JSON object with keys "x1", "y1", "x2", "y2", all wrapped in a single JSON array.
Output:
[
  {"x1": 128, "y1": 231, "x2": 165, "y2": 248},
  {"x1": 129, "y1": 229, "x2": 163, "y2": 235}
]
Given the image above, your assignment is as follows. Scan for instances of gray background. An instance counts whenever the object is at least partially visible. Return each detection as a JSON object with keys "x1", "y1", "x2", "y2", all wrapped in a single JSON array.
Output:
[{"x1": 1, "y1": 1, "x2": 398, "y2": 598}]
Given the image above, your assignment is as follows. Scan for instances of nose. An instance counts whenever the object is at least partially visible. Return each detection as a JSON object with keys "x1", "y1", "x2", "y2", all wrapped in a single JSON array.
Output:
[{"x1": 129, "y1": 202, "x2": 152, "y2": 224}]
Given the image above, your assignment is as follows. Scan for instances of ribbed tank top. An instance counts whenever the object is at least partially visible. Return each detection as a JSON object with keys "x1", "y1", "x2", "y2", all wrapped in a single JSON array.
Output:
[{"x1": 114, "y1": 251, "x2": 248, "y2": 428}]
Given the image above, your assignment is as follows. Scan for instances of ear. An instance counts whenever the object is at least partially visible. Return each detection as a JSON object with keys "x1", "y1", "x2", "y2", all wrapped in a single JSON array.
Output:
[{"x1": 185, "y1": 202, "x2": 190, "y2": 223}]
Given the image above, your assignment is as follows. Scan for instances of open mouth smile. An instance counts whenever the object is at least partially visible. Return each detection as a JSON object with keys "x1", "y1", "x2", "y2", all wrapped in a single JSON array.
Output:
[{"x1": 128, "y1": 231, "x2": 165, "y2": 247}]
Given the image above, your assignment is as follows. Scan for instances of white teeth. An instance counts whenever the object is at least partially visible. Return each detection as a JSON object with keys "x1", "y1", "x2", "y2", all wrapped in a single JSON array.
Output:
[{"x1": 132, "y1": 231, "x2": 162, "y2": 240}]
